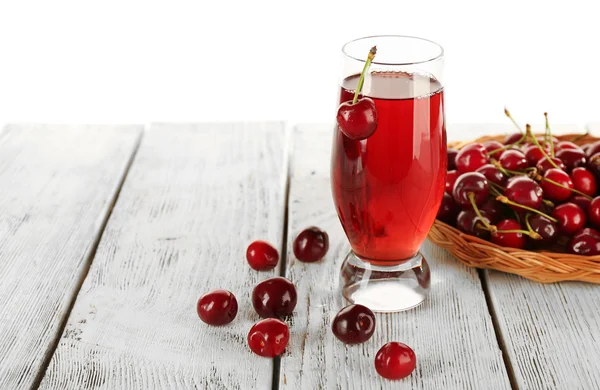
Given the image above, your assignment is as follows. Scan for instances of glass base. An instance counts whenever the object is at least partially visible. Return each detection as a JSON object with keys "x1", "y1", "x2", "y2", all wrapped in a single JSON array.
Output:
[{"x1": 340, "y1": 251, "x2": 431, "y2": 312}]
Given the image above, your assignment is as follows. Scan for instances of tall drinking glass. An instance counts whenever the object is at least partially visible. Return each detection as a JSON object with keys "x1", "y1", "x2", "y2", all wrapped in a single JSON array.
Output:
[{"x1": 332, "y1": 36, "x2": 446, "y2": 312}]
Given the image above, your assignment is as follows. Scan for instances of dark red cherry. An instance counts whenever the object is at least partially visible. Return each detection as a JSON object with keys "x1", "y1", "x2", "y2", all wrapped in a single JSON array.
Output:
[
  {"x1": 588, "y1": 197, "x2": 600, "y2": 227},
  {"x1": 570, "y1": 195, "x2": 591, "y2": 211},
  {"x1": 197, "y1": 289, "x2": 238, "y2": 326},
  {"x1": 375, "y1": 342, "x2": 417, "y2": 380},
  {"x1": 571, "y1": 167, "x2": 597, "y2": 196},
  {"x1": 523, "y1": 144, "x2": 547, "y2": 167},
  {"x1": 568, "y1": 228, "x2": 600, "y2": 256},
  {"x1": 455, "y1": 144, "x2": 489, "y2": 173},
  {"x1": 445, "y1": 170, "x2": 458, "y2": 193},
  {"x1": 586, "y1": 153, "x2": 600, "y2": 179},
  {"x1": 491, "y1": 219, "x2": 526, "y2": 249},
  {"x1": 537, "y1": 157, "x2": 566, "y2": 174},
  {"x1": 585, "y1": 140, "x2": 600, "y2": 158},
  {"x1": 505, "y1": 176, "x2": 543, "y2": 211},
  {"x1": 498, "y1": 149, "x2": 528, "y2": 171},
  {"x1": 248, "y1": 318, "x2": 289, "y2": 357},
  {"x1": 552, "y1": 203, "x2": 586, "y2": 236},
  {"x1": 556, "y1": 148, "x2": 586, "y2": 172},
  {"x1": 541, "y1": 168, "x2": 573, "y2": 202},
  {"x1": 537, "y1": 136, "x2": 559, "y2": 145},
  {"x1": 581, "y1": 143, "x2": 592, "y2": 156},
  {"x1": 336, "y1": 98, "x2": 378, "y2": 140},
  {"x1": 476, "y1": 164, "x2": 507, "y2": 186},
  {"x1": 527, "y1": 214, "x2": 558, "y2": 242},
  {"x1": 556, "y1": 141, "x2": 580, "y2": 150},
  {"x1": 437, "y1": 192, "x2": 460, "y2": 223},
  {"x1": 331, "y1": 304, "x2": 376, "y2": 344},
  {"x1": 483, "y1": 140, "x2": 505, "y2": 158},
  {"x1": 478, "y1": 198, "x2": 504, "y2": 223},
  {"x1": 252, "y1": 277, "x2": 297, "y2": 318},
  {"x1": 456, "y1": 209, "x2": 491, "y2": 239},
  {"x1": 447, "y1": 148, "x2": 458, "y2": 171},
  {"x1": 293, "y1": 227, "x2": 329, "y2": 262},
  {"x1": 504, "y1": 133, "x2": 523, "y2": 145},
  {"x1": 452, "y1": 172, "x2": 489, "y2": 207},
  {"x1": 246, "y1": 241, "x2": 279, "y2": 271}
]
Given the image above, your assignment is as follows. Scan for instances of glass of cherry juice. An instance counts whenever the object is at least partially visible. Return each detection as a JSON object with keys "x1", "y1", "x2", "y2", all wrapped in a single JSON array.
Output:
[{"x1": 332, "y1": 36, "x2": 446, "y2": 312}]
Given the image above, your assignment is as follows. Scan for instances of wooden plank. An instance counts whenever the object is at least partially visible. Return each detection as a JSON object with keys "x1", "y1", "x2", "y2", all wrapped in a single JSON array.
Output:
[
  {"x1": 482, "y1": 122, "x2": 600, "y2": 389},
  {"x1": 40, "y1": 123, "x2": 289, "y2": 389},
  {"x1": 0, "y1": 124, "x2": 142, "y2": 389},
  {"x1": 279, "y1": 125, "x2": 511, "y2": 389}
]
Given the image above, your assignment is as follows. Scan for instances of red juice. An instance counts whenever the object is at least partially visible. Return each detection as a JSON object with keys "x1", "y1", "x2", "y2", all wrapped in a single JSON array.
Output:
[{"x1": 331, "y1": 71, "x2": 446, "y2": 263}]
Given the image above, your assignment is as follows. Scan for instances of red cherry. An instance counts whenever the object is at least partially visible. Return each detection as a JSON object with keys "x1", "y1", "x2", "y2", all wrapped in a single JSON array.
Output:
[
  {"x1": 582, "y1": 143, "x2": 592, "y2": 156},
  {"x1": 447, "y1": 148, "x2": 459, "y2": 170},
  {"x1": 197, "y1": 290, "x2": 238, "y2": 326},
  {"x1": 478, "y1": 198, "x2": 504, "y2": 223},
  {"x1": 246, "y1": 241, "x2": 279, "y2": 271},
  {"x1": 248, "y1": 318, "x2": 289, "y2": 357},
  {"x1": 585, "y1": 140, "x2": 600, "y2": 158},
  {"x1": 336, "y1": 98, "x2": 378, "y2": 140},
  {"x1": 556, "y1": 148, "x2": 586, "y2": 172},
  {"x1": 571, "y1": 167, "x2": 597, "y2": 196},
  {"x1": 445, "y1": 170, "x2": 458, "y2": 193},
  {"x1": 540, "y1": 168, "x2": 573, "y2": 202},
  {"x1": 527, "y1": 214, "x2": 558, "y2": 243},
  {"x1": 570, "y1": 195, "x2": 591, "y2": 211},
  {"x1": 523, "y1": 144, "x2": 547, "y2": 167},
  {"x1": 476, "y1": 164, "x2": 507, "y2": 186},
  {"x1": 504, "y1": 176, "x2": 543, "y2": 211},
  {"x1": 503, "y1": 133, "x2": 523, "y2": 145},
  {"x1": 483, "y1": 140, "x2": 505, "y2": 158},
  {"x1": 456, "y1": 209, "x2": 491, "y2": 239},
  {"x1": 375, "y1": 342, "x2": 416, "y2": 380},
  {"x1": 491, "y1": 219, "x2": 526, "y2": 249},
  {"x1": 537, "y1": 157, "x2": 566, "y2": 174},
  {"x1": 568, "y1": 228, "x2": 600, "y2": 256},
  {"x1": 498, "y1": 149, "x2": 528, "y2": 171},
  {"x1": 588, "y1": 197, "x2": 600, "y2": 227},
  {"x1": 455, "y1": 144, "x2": 489, "y2": 173},
  {"x1": 331, "y1": 304, "x2": 376, "y2": 344},
  {"x1": 552, "y1": 203, "x2": 586, "y2": 235},
  {"x1": 293, "y1": 227, "x2": 329, "y2": 262},
  {"x1": 586, "y1": 153, "x2": 600, "y2": 179},
  {"x1": 437, "y1": 192, "x2": 459, "y2": 223},
  {"x1": 252, "y1": 277, "x2": 297, "y2": 318},
  {"x1": 452, "y1": 172, "x2": 489, "y2": 207},
  {"x1": 556, "y1": 141, "x2": 580, "y2": 150}
]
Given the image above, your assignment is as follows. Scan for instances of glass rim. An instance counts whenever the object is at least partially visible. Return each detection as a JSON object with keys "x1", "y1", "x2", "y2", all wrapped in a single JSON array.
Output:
[{"x1": 341, "y1": 35, "x2": 444, "y2": 66}]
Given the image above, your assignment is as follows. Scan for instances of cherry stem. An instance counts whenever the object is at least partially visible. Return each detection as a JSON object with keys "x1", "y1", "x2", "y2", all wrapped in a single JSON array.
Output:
[
  {"x1": 504, "y1": 107, "x2": 526, "y2": 136},
  {"x1": 490, "y1": 160, "x2": 512, "y2": 176},
  {"x1": 489, "y1": 181, "x2": 505, "y2": 191},
  {"x1": 544, "y1": 112, "x2": 555, "y2": 157},
  {"x1": 496, "y1": 228, "x2": 541, "y2": 239},
  {"x1": 543, "y1": 199, "x2": 555, "y2": 208},
  {"x1": 495, "y1": 195, "x2": 558, "y2": 222},
  {"x1": 352, "y1": 46, "x2": 377, "y2": 105},
  {"x1": 524, "y1": 214, "x2": 543, "y2": 240},
  {"x1": 468, "y1": 192, "x2": 495, "y2": 233},
  {"x1": 528, "y1": 124, "x2": 560, "y2": 169},
  {"x1": 571, "y1": 127, "x2": 590, "y2": 143},
  {"x1": 489, "y1": 185, "x2": 504, "y2": 198},
  {"x1": 541, "y1": 177, "x2": 593, "y2": 200}
]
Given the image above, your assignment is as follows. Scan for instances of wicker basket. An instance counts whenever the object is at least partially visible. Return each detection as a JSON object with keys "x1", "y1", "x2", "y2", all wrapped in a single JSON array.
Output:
[{"x1": 428, "y1": 132, "x2": 600, "y2": 283}]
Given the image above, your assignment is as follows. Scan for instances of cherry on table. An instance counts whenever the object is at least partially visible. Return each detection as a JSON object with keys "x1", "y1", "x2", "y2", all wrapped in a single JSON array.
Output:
[
  {"x1": 248, "y1": 318, "x2": 290, "y2": 357},
  {"x1": 541, "y1": 168, "x2": 573, "y2": 202},
  {"x1": 537, "y1": 157, "x2": 566, "y2": 174},
  {"x1": 491, "y1": 219, "x2": 526, "y2": 249},
  {"x1": 476, "y1": 164, "x2": 507, "y2": 186},
  {"x1": 483, "y1": 140, "x2": 505, "y2": 158},
  {"x1": 445, "y1": 170, "x2": 459, "y2": 193},
  {"x1": 447, "y1": 148, "x2": 459, "y2": 171},
  {"x1": 588, "y1": 197, "x2": 600, "y2": 227},
  {"x1": 336, "y1": 97, "x2": 378, "y2": 140},
  {"x1": 455, "y1": 144, "x2": 489, "y2": 173},
  {"x1": 452, "y1": 172, "x2": 489, "y2": 207},
  {"x1": 331, "y1": 304, "x2": 375, "y2": 344},
  {"x1": 437, "y1": 192, "x2": 460, "y2": 224},
  {"x1": 252, "y1": 277, "x2": 297, "y2": 318},
  {"x1": 570, "y1": 195, "x2": 592, "y2": 211},
  {"x1": 456, "y1": 209, "x2": 491, "y2": 239},
  {"x1": 375, "y1": 342, "x2": 417, "y2": 380},
  {"x1": 293, "y1": 227, "x2": 329, "y2": 262},
  {"x1": 568, "y1": 228, "x2": 600, "y2": 256},
  {"x1": 197, "y1": 289, "x2": 238, "y2": 326},
  {"x1": 527, "y1": 214, "x2": 558, "y2": 243},
  {"x1": 552, "y1": 202, "x2": 586, "y2": 235},
  {"x1": 499, "y1": 149, "x2": 528, "y2": 171},
  {"x1": 246, "y1": 241, "x2": 279, "y2": 271},
  {"x1": 504, "y1": 176, "x2": 543, "y2": 211},
  {"x1": 571, "y1": 167, "x2": 597, "y2": 196},
  {"x1": 556, "y1": 148, "x2": 586, "y2": 172}
]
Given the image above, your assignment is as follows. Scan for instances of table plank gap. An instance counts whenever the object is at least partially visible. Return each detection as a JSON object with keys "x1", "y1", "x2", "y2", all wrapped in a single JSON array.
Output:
[
  {"x1": 280, "y1": 124, "x2": 511, "y2": 389},
  {"x1": 0, "y1": 124, "x2": 142, "y2": 389}
]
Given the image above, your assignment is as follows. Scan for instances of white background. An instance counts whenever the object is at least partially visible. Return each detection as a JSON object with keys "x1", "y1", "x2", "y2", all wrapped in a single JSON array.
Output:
[{"x1": 1, "y1": 0, "x2": 599, "y2": 133}]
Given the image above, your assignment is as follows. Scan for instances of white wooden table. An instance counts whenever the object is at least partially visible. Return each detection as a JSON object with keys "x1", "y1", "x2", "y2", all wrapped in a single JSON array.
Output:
[{"x1": 0, "y1": 122, "x2": 599, "y2": 390}]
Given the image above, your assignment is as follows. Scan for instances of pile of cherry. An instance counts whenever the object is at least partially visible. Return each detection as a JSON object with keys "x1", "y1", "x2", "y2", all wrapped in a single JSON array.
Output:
[
  {"x1": 438, "y1": 112, "x2": 600, "y2": 255},
  {"x1": 196, "y1": 227, "x2": 416, "y2": 381}
]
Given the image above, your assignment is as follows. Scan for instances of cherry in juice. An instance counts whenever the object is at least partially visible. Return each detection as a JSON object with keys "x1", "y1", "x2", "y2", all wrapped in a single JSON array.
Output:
[{"x1": 331, "y1": 71, "x2": 446, "y2": 263}]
